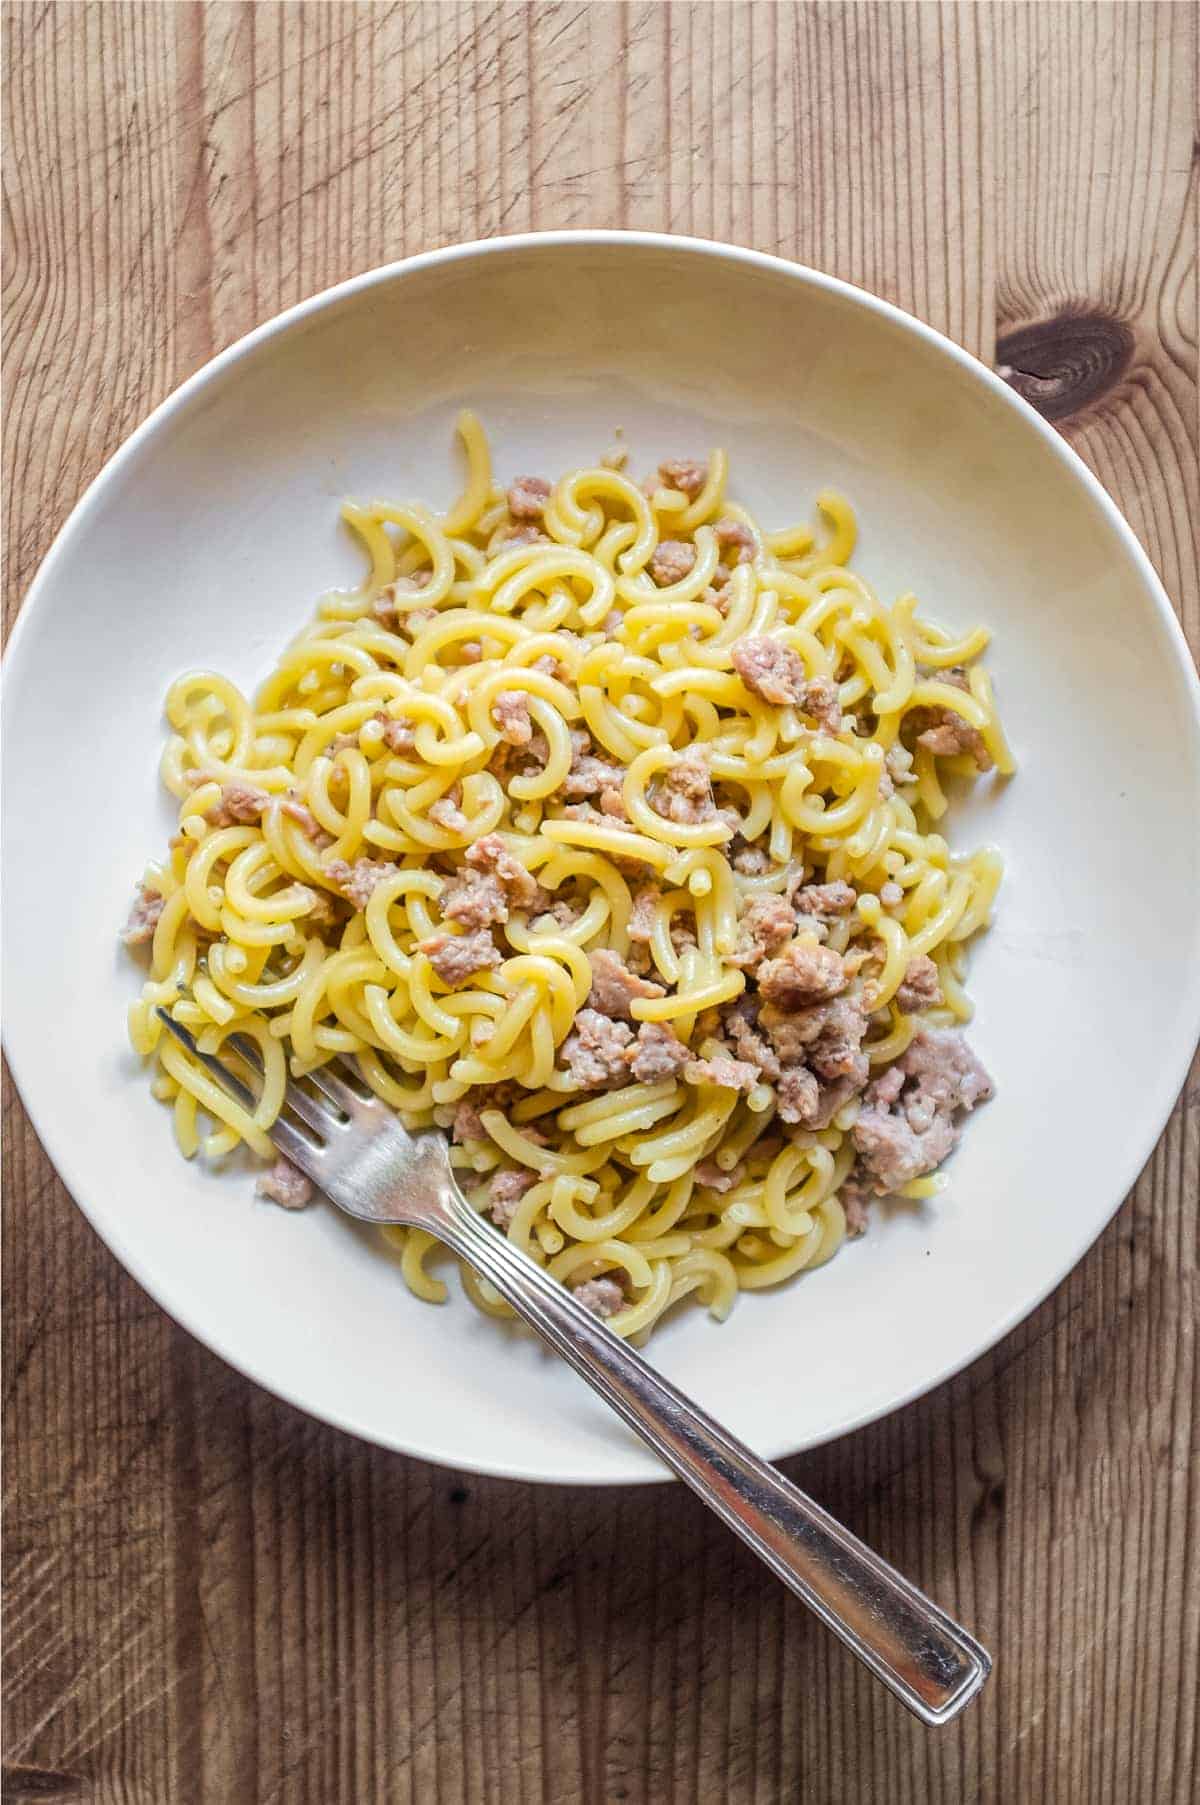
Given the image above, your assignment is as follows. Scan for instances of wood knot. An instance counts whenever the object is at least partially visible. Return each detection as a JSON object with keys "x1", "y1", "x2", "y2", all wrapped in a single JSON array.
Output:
[{"x1": 995, "y1": 311, "x2": 1135, "y2": 421}]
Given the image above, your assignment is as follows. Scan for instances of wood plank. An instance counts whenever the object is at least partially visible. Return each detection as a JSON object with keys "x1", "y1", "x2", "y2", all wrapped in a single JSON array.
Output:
[{"x1": 3, "y1": 5, "x2": 1196, "y2": 1801}]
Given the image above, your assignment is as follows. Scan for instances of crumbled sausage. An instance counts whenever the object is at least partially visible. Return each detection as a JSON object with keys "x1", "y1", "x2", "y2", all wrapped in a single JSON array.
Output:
[
  {"x1": 731, "y1": 843, "x2": 771, "y2": 876},
  {"x1": 777, "y1": 1068, "x2": 864, "y2": 1130},
  {"x1": 627, "y1": 1023, "x2": 690, "y2": 1081},
  {"x1": 205, "y1": 781, "x2": 271, "y2": 826},
  {"x1": 465, "y1": 834, "x2": 541, "y2": 910},
  {"x1": 490, "y1": 729, "x2": 549, "y2": 785},
  {"x1": 559, "y1": 1007, "x2": 635, "y2": 1088},
  {"x1": 563, "y1": 729, "x2": 625, "y2": 804},
  {"x1": 794, "y1": 880, "x2": 857, "y2": 918},
  {"x1": 884, "y1": 742, "x2": 913, "y2": 788},
  {"x1": 694, "y1": 1158, "x2": 746, "y2": 1194},
  {"x1": 597, "y1": 788, "x2": 629, "y2": 820},
  {"x1": 503, "y1": 523, "x2": 549, "y2": 546},
  {"x1": 670, "y1": 914, "x2": 698, "y2": 955},
  {"x1": 372, "y1": 572, "x2": 433, "y2": 625},
  {"x1": 601, "y1": 609, "x2": 624, "y2": 637},
  {"x1": 658, "y1": 459, "x2": 707, "y2": 499},
  {"x1": 429, "y1": 792, "x2": 470, "y2": 835},
  {"x1": 895, "y1": 954, "x2": 943, "y2": 1013},
  {"x1": 121, "y1": 883, "x2": 165, "y2": 945},
  {"x1": 323, "y1": 856, "x2": 395, "y2": 909},
  {"x1": 439, "y1": 868, "x2": 507, "y2": 929},
  {"x1": 507, "y1": 475, "x2": 552, "y2": 521},
  {"x1": 420, "y1": 927, "x2": 501, "y2": 984},
  {"x1": 775, "y1": 1068, "x2": 819, "y2": 1125},
  {"x1": 910, "y1": 668, "x2": 992, "y2": 770},
  {"x1": 532, "y1": 896, "x2": 585, "y2": 931},
  {"x1": 732, "y1": 637, "x2": 808, "y2": 705},
  {"x1": 915, "y1": 713, "x2": 991, "y2": 768},
  {"x1": 256, "y1": 1156, "x2": 314, "y2": 1210},
  {"x1": 852, "y1": 1027, "x2": 993, "y2": 1193},
  {"x1": 648, "y1": 540, "x2": 696, "y2": 587},
  {"x1": 586, "y1": 948, "x2": 665, "y2": 1020},
  {"x1": 452, "y1": 1099, "x2": 487, "y2": 1143},
  {"x1": 489, "y1": 1168, "x2": 535, "y2": 1230},
  {"x1": 627, "y1": 886, "x2": 662, "y2": 945},
  {"x1": 685, "y1": 1056, "x2": 759, "y2": 1093},
  {"x1": 720, "y1": 995, "x2": 782, "y2": 1080},
  {"x1": 653, "y1": 747, "x2": 719, "y2": 827},
  {"x1": 729, "y1": 893, "x2": 796, "y2": 971},
  {"x1": 839, "y1": 1168, "x2": 872, "y2": 1237},
  {"x1": 757, "y1": 939, "x2": 848, "y2": 1009},
  {"x1": 280, "y1": 795, "x2": 326, "y2": 838},
  {"x1": 713, "y1": 517, "x2": 755, "y2": 562},
  {"x1": 377, "y1": 711, "x2": 417, "y2": 754},
  {"x1": 797, "y1": 676, "x2": 842, "y2": 733},
  {"x1": 570, "y1": 1274, "x2": 626, "y2": 1318},
  {"x1": 759, "y1": 992, "x2": 868, "y2": 1081},
  {"x1": 492, "y1": 690, "x2": 533, "y2": 746}
]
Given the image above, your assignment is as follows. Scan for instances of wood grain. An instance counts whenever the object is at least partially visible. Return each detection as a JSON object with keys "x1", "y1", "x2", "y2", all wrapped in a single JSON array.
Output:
[{"x1": 3, "y1": 4, "x2": 1197, "y2": 1801}]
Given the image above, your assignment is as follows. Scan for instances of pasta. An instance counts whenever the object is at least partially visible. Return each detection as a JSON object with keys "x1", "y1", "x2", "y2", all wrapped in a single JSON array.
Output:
[{"x1": 124, "y1": 415, "x2": 1012, "y2": 1340}]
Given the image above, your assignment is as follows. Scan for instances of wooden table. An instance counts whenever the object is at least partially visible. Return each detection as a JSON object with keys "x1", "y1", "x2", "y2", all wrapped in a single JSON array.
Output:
[{"x1": 4, "y1": 5, "x2": 1197, "y2": 1800}]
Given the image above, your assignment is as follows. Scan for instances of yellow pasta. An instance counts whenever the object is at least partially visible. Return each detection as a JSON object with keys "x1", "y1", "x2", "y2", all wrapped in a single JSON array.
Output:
[{"x1": 123, "y1": 416, "x2": 1010, "y2": 1339}]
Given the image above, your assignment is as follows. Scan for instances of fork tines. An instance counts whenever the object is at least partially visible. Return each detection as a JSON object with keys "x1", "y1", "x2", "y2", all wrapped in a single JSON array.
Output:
[{"x1": 154, "y1": 1009, "x2": 366, "y2": 1173}]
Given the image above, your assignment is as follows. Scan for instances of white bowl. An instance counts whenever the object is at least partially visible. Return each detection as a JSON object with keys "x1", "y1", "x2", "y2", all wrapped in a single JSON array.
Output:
[{"x1": 5, "y1": 233, "x2": 1199, "y2": 1485}]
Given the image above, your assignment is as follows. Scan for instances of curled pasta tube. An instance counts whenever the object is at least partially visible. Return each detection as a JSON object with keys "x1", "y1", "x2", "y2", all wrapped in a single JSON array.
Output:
[{"x1": 440, "y1": 409, "x2": 493, "y2": 536}]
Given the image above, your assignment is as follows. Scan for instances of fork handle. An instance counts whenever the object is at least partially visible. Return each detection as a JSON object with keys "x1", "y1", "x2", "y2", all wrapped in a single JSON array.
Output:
[{"x1": 425, "y1": 1191, "x2": 991, "y2": 1726}]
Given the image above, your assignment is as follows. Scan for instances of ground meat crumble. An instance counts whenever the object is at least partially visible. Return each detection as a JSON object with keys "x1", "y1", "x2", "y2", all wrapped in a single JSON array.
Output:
[
  {"x1": 627, "y1": 1023, "x2": 689, "y2": 1081},
  {"x1": 852, "y1": 1027, "x2": 993, "y2": 1193},
  {"x1": 563, "y1": 729, "x2": 625, "y2": 805},
  {"x1": 895, "y1": 954, "x2": 943, "y2": 1013},
  {"x1": 438, "y1": 834, "x2": 541, "y2": 929},
  {"x1": 908, "y1": 667, "x2": 992, "y2": 771},
  {"x1": 492, "y1": 690, "x2": 533, "y2": 746},
  {"x1": 713, "y1": 517, "x2": 755, "y2": 562},
  {"x1": 694, "y1": 1158, "x2": 746, "y2": 1194},
  {"x1": 428, "y1": 790, "x2": 470, "y2": 836},
  {"x1": 586, "y1": 948, "x2": 665, "y2": 1021},
  {"x1": 652, "y1": 747, "x2": 721, "y2": 827},
  {"x1": 559, "y1": 1007, "x2": 635, "y2": 1087},
  {"x1": 570, "y1": 1275, "x2": 626, "y2": 1318},
  {"x1": 489, "y1": 1167, "x2": 536, "y2": 1230},
  {"x1": 685, "y1": 1055, "x2": 759, "y2": 1093},
  {"x1": 420, "y1": 926, "x2": 501, "y2": 985},
  {"x1": 658, "y1": 458, "x2": 707, "y2": 500},
  {"x1": 757, "y1": 938, "x2": 848, "y2": 1009},
  {"x1": 204, "y1": 781, "x2": 271, "y2": 826},
  {"x1": 256, "y1": 1156, "x2": 314, "y2": 1210},
  {"x1": 731, "y1": 640, "x2": 843, "y2": 730},
  {"x1": 323, "y1": 856, "x2": 395, "y2": 909},
  {"x1": 648, "y1": 540, "x2": 696, "y2": 587},
  {"x1": 452, "y1": 1099, "x2": 486, "y2": 1144},
  {"x1": 121, "y1": 884, "x2": 165, "y2": 945},
  {"x1": 794, "y1": 880, "x2": 857, "y2": 918},
  {"x1": 729, "y1": 893, "x2": 795, "y2": 971},
  {"x1": 507, "y1": 476, "x2": 551, "y2": 521}
]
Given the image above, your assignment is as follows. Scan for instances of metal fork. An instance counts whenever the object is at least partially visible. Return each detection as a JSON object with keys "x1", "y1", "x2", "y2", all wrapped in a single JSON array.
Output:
[{"x1": 158, "y1": 1010, "x2": 990, "y2": 1725}]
